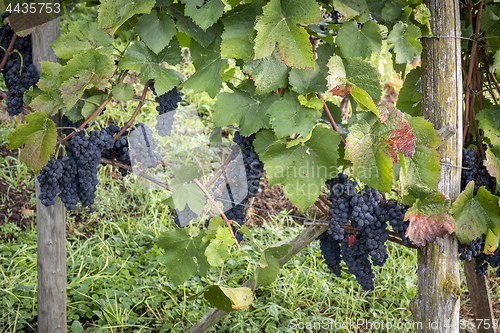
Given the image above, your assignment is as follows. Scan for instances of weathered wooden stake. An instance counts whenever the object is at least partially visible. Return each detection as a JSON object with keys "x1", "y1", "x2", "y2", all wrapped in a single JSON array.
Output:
[
  {"x1": 409, "y1": 0, "x2": 462, "y2": 332},
  {"x1": 32, "y1": 15, "x2": 66, "y2": 333}
]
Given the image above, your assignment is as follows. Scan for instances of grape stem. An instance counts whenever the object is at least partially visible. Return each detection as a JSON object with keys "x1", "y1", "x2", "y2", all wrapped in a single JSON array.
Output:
[
  {"x1": 193, "y1": 178, "x2": 241, "y2": 249},
  {"x1": 61, "y1": 70, "x2": 129, "y2": 144},
  {"x1": 0, "y1": 33, "x2": 17, "y2": 71},
  {"x1": 316, "y1": 93, "x2": 346, "y2": 147}
]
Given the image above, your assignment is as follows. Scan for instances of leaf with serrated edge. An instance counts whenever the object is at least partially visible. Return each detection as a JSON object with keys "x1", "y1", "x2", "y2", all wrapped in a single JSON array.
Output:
[
  {"x1": 387, "y1": 22, "x2": 422, "y2": 64},
  {"x1": 254, "y1": 0, "x2": 322, "y2": 69},
  {"x1": 266, "y1": 91, "x2": 320, "y2": 139},
  {"x1": 98, "y1": 0, "x2": 155, "y2": 35},
  {"x1": 172, "y1": 182, "x2": 206, "y2": 215},
  {"x1": 156, "y1": 227, "x2": 209, "y2": 285},
  {"x1": 254, "y1": 243, "x2": 291, "y2": 286},
  {"x1": 185, "y1": 0, "x2": 224, "y2": 31},
  {"x1": 135, "y1": 10, "x2": 176, "y2": 54},
  {"x1": 326, "y1": 54, "x2": 347, "y2": 92},
  {"x1": 51, "y1": 20, "x2": 112, "y2": 59},
  {"x1": 397, "y1": 67, "x2": 421, "y2": 116},
  {"x1": 214, "y1": 82, "x2": 278, "y2": 136},
  {"x1": 112, "y1": 83, "x2": 133, "y2": 102},
  {"x1": 452, "y1": 183, "x2": 500, "y2": 252},
  {"x1": 253, "y1": 129, "x2": 278, "y2": 155},
  {"x1": 243, "y1": 50, "x2": 288, "y2": 94},
  {"x1": 336, "y1": 21, "x2": 382, "y2": 59},
  {"x1": 167, "y1": 6, "x2": 218, "y2": 48},
  {"x1": 345, "y1": 57, "x2": 381, "y2": 105},
  {"x1": 9, "y1": 112, "x2": 56, "y2": 174},
  {"x1": 377, "y1": 104, "x2": 416, "y2": 158},
  {"x1": 261, "y1": 125, "x2": 341, "y2": 209},
  {"x1": 221, "y1": 1, "x2": 263, "y2": 60},
  {"x1": 477, "y1": 106, "x2": 500, "y2": 153},
  {"x1": 289, "y1": 43, "x2": 334, "y2": 94},
  {"x1": 333, "y1": 0, "x2": 370, "y2": 21}
]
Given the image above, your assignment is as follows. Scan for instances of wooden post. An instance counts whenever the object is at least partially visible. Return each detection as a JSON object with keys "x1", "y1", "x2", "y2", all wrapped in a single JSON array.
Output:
[
  {"x1": 463, "y1": 260, "x2": 495, "y2": 333},
  {"x1": 32, "y1": 16, "x2": 66, "y2": 333},
  {"x1": 409, "y1": 0, "x2": 462, "y2": 332}
]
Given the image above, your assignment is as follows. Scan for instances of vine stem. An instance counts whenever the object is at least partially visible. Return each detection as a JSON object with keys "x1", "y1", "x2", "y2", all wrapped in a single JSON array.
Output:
[
  {"x1": 316, "y1": 93, "x2": 346, "y2": 147},
  {"x1": 217, "y1": 261, "x2": 225, "y2": 285},
  {"x1": 61, "y1": 70, "x2": 129, "y2": 144},
  {"x1": 193, "y1": 178, "x2": 241, "y2": 250},
  {"x1": 0, "y1": 33, "x2": 17, "y2": 71},
  {"x1": 113, "y1": 78, "x2": 152, "y2": 142}
]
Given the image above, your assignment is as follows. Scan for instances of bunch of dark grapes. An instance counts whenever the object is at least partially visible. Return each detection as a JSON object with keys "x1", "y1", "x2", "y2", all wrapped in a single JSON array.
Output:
[
  {"x1": 458, "y1": 236, "x2": 500, "y2": 277},
  {"x1": 461, "y1": 147, "x2": 496, "y2": 194},
  {"x1": 0, "y1": 15, "x2": 39, "y2": 116},
  {"x1": 37, "y1": 129, "x2": 114, "y2": 212},
  {"x1": 319, "y1": 174, "x2": 411, "y2": 290},
  {"x1": 458, "y1": 236, "x2": 483, "y2": 261},
  {"x1": 151, "y1": 84, "x2": 182, "y2": 137},
  {"x1": 128, "y1": 123, "x2": 161, "y2": 169},
  {"x1": 102, "y1": 123, "x2": 131, "y2": 177},
  {"x1": 385, "y1": 199, "x2": 410, "y2": 245},
  {"x1": 232, "y1": 131, "x2": 264, "y2": 199}
]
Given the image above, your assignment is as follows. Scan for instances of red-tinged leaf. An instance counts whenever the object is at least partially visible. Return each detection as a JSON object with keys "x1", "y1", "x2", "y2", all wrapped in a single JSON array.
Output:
[
  {"x1": 405, "y1": 211, "x2": 455, "y2": 247},
  {"x1": 378, "y1": 104, "x2": 416, "y2": 159},
  {"x1": 329, "y1": 84, "x2": 351, "y2": 97}
]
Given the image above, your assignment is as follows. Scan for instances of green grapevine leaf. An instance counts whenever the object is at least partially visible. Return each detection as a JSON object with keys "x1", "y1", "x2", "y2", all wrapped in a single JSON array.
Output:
[
  {"x1": 452, "y1": 183, "x2": 500, "y2": 252},
  {"x1": 387, "y1": 22, "x2": 422, "y2": 64},
  {"x1": 29, "y1": 92, "x2": 64, "y2": 117},
  {"x1": 254, "y1": 243, "x2": 291, "y2": 286},
  {"x1": 156, "y1": 227, "x2": 209, "y2": 285},
  {"x1": 481, "y1": 5, "x2": 500, "y2": 37},
  {"x1": 289, "y1": 43, "x2": 334, "y2": 94},
  {"x1": 98, "y1": 0, "x2": 155, "y2": 35},
  {"x1": 81, "y1": 94, "x2": 107, "y2": 120},
  {"x1": 121, "y1": 41, "x2": 183, "y2": 95},
  {"x1": 213, "y1": 82, "x2": 279, "y2": 136},
  {"x1": 181, "y1": 36, "x2": 227, "y2": 98},
  {"x1": 59, "y1": 48, "x2": 114, "y2": 110},
  {"x1": 350, "y1": 85, "x2": 378, "y2": 115},
  {"x1": 203, "y1": 285, "x2": 253, "y2": 312},
  {"x1": 333, "y1": 0, "x2": 370, "y2": 21},
  {"x1": 135, "y1": 10, "x2": 176, "y2": 54},
  {"x1": 112, "y1": 83, "x2": 134, "y2": 102},
  {"x1": 397, "y1": 67, "x2": 421, "y2": 116},
  {"x1": 477, "y1": 106, "x2": 500, "y2": 155},
  {"x1": 28, "y1": 62, "x2": 64, "y2": 116},
  {"x1": 413, "y1": 4, "x2": 432, "y2": 37},
  {"x1": 485, "y1": 149, "x2": 500, "y2": 192},
  {"x1": 172, "y1": 182, "x2": 206, "y2": 215},
  {"x1": 266, "y1": 91, "x2": 321, "y2": 139},
  {"x1": 221, "y1": 1, "x2": 263, "y2": 60},
  {"x1": 254, "y1": 0, "x2": 322, "y2": 69},
  {"x1": 345, "y1": 57, "x2": 381, "y2": 105},
  {"x1": 336, "y1": 20, "x2": 382, "y2": 59},
  {"x1": 36, "y1": 62, "x2": 62, "y2": 92},
  {"x1": 326, "y1": 54, "x2": 348, "y2": 93},
  {"x1": 261, "y1": 125, "x2": 341, "y2": 209},
  {"x1": 184, "y1": 0, "x2": 224, "y2": 31},
  {"x1": 380, "y1": 0, "x2": 405, "y2": 23},
  {"x1": 205, "y1": 226, "x2": 235, "y2": 266},
  {"x1": 51, "y1": 20, "x2": 113, "y2": 59},
  {"x1": 243, "y1": 50, "x2": 288, "y2": 94},
  {"x1": 253, "y1": 129, "x2": 278, "y2": 155},
  {"x1": 167, "y1": 5, "x2": 218, "y2": 48},
  {"x1": 9, "y1": 112, "x2": 56, "y2": 174}
]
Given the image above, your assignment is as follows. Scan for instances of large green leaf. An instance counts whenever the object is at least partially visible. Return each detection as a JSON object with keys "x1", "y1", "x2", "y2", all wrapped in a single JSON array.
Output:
[
  {"x1": 481, "y1": 5, "x2": 500, "y2": 37},
  {"x1": 167, "y1": 5, "x2": 218, "y2": 48},
  {"x1": 333, "y1": 0, "x2": 370, "y2": 22},
  {"x1": 213, "y1": 82, "x2": 279, "y2": 136},
  {"x1": 254, "y1": 243, "x2": 291, "y2": 286},
  {"x1": 397, "y1": 67, "x2": 421, "y2": 116},
  {"x1": 289, "y1": 43, "x2": 334, "y2": 94},
  {"x1": 27, "y1": 62, "x2": 64, "y2": 116},
  {"x1": 345, "y1": 57, "x2": 381, "y2": 104},
  {"x1": 51, "y1": 20, "x2": 113, "y2": 59},
  {"x1": 477, "y1": 106, "x2": 500, "y2": 155},
  {"x1": 452, "y1": 183, "x2": 500, "y2": 253},
  {"x1": 336, "y1": 20, "x2": 382, "y2": 59},
  {"x1": 135, "y1": 10, "x2": 176, "y2": 54},
  {"x1": 243, "y1": 50, "x2": 288, "y2": 94},
  {"x1": 172, "y1": 182, "x2": 206, "y2": 215},
  {"x1": 120, "y1": 41, "x2": 183, "y2": 95},
  {"x1": 181, "y1": 37, "x2": 227, "y2": 98},
  {"x1": 156, "y1": 227, "x2": 209, "y2": 285},
  {"x1": 98, "y1": 0, "x2": 155, "y2": 35},
  {"x1": 261, "y1": 125, "x2": 341, "y2": 209},
  {"x1": 266, "y1": 92, "x2": 321, "y2": 139},
  {"x1": 387, "y1": 22, "x2": 422, "y2": 64},
  {"x1": 205, "y1": 226, "x2": 235, "y2": 266},
  {"x1": 184, "y1": 0, "x2": 224, "y2": 31},
  {"x1": 9, "y1": 112, "x2": 56, "y2": 174},
  {"x1": 254, "y1": 0, "x2": 322, "y2": 69},
  {"x1": 221, "y1": 1, "x2": 263, "y2": 60}
]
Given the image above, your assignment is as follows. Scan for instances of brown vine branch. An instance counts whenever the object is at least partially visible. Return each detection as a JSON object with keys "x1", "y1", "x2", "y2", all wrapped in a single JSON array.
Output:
[
  {"x1": 193, "y1": 178, "x2": 241, "y2": 250},
  {"x1": 0, "y1": 33, "x2": 17, "y2": 71},
  {"x1": 113, "y1": 78, "x2": 153, "y2": 142},
  {"x1": 314, "y1": 200, "x2": 329, "y2": 216},
  {"x1": 316, "y1": 93, "x2": 346, "y2": 147}
]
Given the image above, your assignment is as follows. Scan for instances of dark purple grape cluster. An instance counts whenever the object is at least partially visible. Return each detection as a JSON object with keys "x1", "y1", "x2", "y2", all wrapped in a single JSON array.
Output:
[
  {"x1": 318, "y1": 232, "x2": 342, "y2": 276},
  {"x1": 151, "y1": 85, "x2": 182, "y2": 137},
  {"x1": 325, "y1": 173, "x2": 357, "y2": 241},
  {"x1": 0, "y1": 15, "x2": 39, "y2": 116},
  {"x1": 341, "y1": 234, "x2": 375, "y2": 291},
  {"x1": 461, "y1": 147, "x2": 496, "y2": 194},
  {"x1": 232, "y1": 131, "x2": 264, "y2": 199},
  {"x1": 102, "y1": 123, "x2": 131, "y2": 177},
  {"x1": 37, "y1": 129, "x2": 114, "y2": 212},
  {"x1": 385, "y1": 199, "x2": 410, "y2": 245},
  {"x1": 458, "y1": 236, "x2": 500, "y2": 278},
  {"x1": 459, "y1": 236, "x2": 483, "y2": 261}
]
